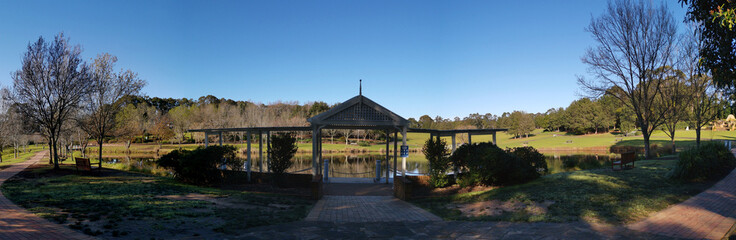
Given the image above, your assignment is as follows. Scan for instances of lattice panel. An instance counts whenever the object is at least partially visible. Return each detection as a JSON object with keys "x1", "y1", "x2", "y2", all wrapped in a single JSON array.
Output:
[{"x1": 325, "y1": 103, "x2": 392, "y2": 122}]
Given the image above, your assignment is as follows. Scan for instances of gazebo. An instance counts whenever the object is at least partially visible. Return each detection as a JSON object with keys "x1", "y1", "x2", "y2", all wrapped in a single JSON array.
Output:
[{"x1": 189, "y1": 91, "x2": 507, "y2": 183}]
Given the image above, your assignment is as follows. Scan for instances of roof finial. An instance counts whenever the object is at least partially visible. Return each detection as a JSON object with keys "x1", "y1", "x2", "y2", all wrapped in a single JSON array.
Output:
[{"x1": 359, "y1": 79, "x2": 362, "y2": 96}]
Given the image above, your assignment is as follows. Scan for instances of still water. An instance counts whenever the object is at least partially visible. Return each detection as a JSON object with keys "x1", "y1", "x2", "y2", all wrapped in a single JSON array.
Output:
[{"x1": 101, "y1": 152, "x2": 622, "y2": 178}]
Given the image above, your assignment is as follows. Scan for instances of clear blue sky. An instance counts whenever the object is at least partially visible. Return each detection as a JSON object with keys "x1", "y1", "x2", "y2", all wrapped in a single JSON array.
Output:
[{"x1": 0, "y1": 0, "x2": 688, "y2": 120}]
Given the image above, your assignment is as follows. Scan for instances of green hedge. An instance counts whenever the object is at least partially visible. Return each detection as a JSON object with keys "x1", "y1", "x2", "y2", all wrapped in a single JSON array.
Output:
[
  {"x1": 450, "y1": 143, "x2": 547, "y2": 187},
  {"x1": 157, "y1": 145, "x2": 241, "y2": 185},
  {"x1": 669, "y1": 142, "x2": 736, "y2": 181}
]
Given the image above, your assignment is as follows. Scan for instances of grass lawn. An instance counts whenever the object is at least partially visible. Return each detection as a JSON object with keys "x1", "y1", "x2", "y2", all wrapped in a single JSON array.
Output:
[
  {"x1": 410, "y1": 158, "x2": 716, "y2": 224},
  {"x1": 1, "y1": 164, "x2": 314, "y2": 239},
  {"x1": 0, "y1": 144, "x2": 44, "y2": 170}
]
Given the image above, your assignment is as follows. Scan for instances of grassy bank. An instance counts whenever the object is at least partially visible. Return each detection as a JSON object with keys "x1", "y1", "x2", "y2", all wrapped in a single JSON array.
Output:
[
  {"x1": 410, "y1": 158, "x2": 715, "y2": 224},
  {"x1": 0, "y1": 144, "x2": 44, "y2": 170},
  {"x1": 1, "y1": 164, "x2": 314, "y2": 239},
  {"x1": 83, "y1": 130, "x2": 736, "y2": 157}
]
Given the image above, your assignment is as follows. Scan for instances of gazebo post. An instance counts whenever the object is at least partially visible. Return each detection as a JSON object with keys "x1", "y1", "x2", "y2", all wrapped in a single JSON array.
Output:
[
  {"x1": 312, "y1": 127, "x2": 319, "y2": 176},
  {"x1": 218, "y1": 132, "x2": 223, "y2": 146},
  {"x1": 318, "y1": 128, "x2": 323, "y2": 176},
  {"x1": 452, "y1": 134, "x2": 457, "y2": 179},
  {"x1": 259, "y1": 131, "x2": 263, "y2": 173},
  {"x1": 247, "y1": 130, "x2": 251, "y2": 182},
  {"x1": 492, "y1": 132, "x2": 497, "y2": 145},
  {"x1": 393, "y1": 131, "x2": 398, "y2": 179},
  {"x1": 401, "y1": 127, "x2": 407, "y2": 176},
  {"x1": 385, "y1": 129, "x2": 389, "y2": 184},
  {"x1": 267, "y1": 131, "x2": 271, "y2": 172},
  {"x1": 468, "y1": 133, "x2": 472, "y2": 145},
  {"x1": 204, "y1": 132, "x2": 209, "y2": 147}
]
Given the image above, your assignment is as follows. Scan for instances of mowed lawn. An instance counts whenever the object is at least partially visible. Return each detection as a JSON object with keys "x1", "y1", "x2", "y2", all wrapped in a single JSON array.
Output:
[
  {"x1": 0, "y1": 144, "x2": 44, "y2": 170},
  {"x1": 411, "y1": 158, "x2": 716, "y2": 224},
  {"x1": 82, "y1": 129, "x2": 736, "y2": 156}
]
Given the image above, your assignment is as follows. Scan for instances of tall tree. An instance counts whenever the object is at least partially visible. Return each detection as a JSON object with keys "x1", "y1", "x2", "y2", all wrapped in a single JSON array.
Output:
[
  {"x1": 657, "y1": 66, "x2": 689, "y2": 153},
  {"x1": 682, "y1": 30, "x2": 723, "y2": 147},
  {"x1": 79, "y1": 53, "x2": 146, "y2": 168},
  {"x1": 680, "y1": 0, "x2": 736, "y2": 89},
  {"x1": 9, "y1": 33, "x2": 93, "y2": 169},
  {"x1": 578, "y1": 0, "x2": 678, "y2": 158}
]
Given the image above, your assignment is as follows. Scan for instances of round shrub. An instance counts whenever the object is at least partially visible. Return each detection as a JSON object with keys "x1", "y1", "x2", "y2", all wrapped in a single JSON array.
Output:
[
  {"x1": 669, "y1": 142, "x2": 736, "y2": 181},
  {"x1": 450, "y1": 143, "x2": 544, "y2": 187},
  {"x1": 157, "y1": 145, "x2": 239, "y2": 185}
]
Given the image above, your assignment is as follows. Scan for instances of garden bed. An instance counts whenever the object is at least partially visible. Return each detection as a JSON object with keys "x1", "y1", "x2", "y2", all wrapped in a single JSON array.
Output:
[
  {"x1": 1, "y1": 164, "x2": 314, "y2": 239},
  {"x1": 410, "y1": 158, "x2": 717, "y2": 224}
]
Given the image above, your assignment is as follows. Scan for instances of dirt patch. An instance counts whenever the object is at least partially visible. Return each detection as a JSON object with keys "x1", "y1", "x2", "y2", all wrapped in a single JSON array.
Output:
[{"x1": 448, "y1": 200, "x2": 555, "y2": 217}]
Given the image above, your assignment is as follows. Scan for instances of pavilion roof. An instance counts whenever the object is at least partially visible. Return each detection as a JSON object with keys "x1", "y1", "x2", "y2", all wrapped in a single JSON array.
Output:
[{"x1": 307, "y1": 94, "x2": 408, "y2": 128}]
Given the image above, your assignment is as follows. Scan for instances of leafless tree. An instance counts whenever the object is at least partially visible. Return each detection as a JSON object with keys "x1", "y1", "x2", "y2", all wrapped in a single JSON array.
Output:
[
  {"x1": 8, "y1": 33, "x2": 93, "y2": 169},
  {"x1": 682, "y1": 29, "x2": 722, "y2": 147},
  {"x1": 79, "y1": 53, "x2": 145, "y2": 168},
  {"x1": 579, "y1": 0, "x2": 678, "y2": 158}
]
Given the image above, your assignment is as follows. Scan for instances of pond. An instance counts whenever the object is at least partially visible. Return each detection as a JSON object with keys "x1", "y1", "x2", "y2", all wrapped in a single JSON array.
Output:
[{"x1": 99, "y1": 151, "x2": 623, "y2": 178}]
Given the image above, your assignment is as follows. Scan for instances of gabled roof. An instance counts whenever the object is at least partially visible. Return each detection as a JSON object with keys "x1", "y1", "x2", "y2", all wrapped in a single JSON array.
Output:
[{"x1": 307, "y1": 95, "x2": 408, "y2": 128}]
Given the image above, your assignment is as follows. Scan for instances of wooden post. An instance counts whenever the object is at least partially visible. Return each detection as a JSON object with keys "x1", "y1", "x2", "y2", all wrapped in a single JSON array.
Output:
[
  {"x1": 204, "y1": 132, "x2": 209, "y2": 147},
  {"x1": 312, "y1": 127, "x2": 318, "y2": 176}
]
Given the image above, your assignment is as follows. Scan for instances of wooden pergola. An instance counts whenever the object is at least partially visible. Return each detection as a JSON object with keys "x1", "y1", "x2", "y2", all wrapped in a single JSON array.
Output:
[{"x1": 189, "y1": 93, "x2": 507, "y2": 183}]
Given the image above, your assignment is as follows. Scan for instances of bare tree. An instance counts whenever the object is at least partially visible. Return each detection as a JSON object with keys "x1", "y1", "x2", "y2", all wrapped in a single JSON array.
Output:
[
  {"x1": 79, "y1": 53, "x2": 145, "y2": 168},
  {"x1": 8, "y1": 33, "x2": 93, "y2": 169},
  {"x1": 579, "y1": 0, "x2": 678, "y2": 158},
  {"x1": 682, "y1": 29, "x2": 722, "y2": 147},
  {"x1": 658, "y1": 66, "x2": 689, "y2": 154}
]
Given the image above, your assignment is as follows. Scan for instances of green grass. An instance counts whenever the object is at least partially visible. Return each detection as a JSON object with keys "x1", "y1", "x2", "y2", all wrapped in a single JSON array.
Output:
[
  {"x1": 410, "y1": 158, "x2": 716, "y2": 224},
  {"x1": 1, "y1": 164, "x2": 314, "y2": 237},
  {"x1": 0, "y1": 145, "x2": 44, "y2": 170}
]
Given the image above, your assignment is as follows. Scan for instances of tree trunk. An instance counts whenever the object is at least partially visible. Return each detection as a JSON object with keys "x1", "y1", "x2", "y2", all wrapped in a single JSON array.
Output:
[
  {"x1": 48, "y1": 141, "x2": 53, "y2": 164},
  {"x1": 52, "y1": 137, "x2": 60, "y2": 170},
  {"x1": 0, "y1": 146, "x2": 3, "y2": 163},
  {"x1": 642, "y1": 128, "x2": 652, "y2": 159},
  {"x1": 671, "y1": 134, "x2": 676, "y2": 155},
  {"x1": 695, "y1": 126, "x2": 702, "y2": 148},
  {"x1": 98, "y1": 138, "x2": 104, "y2": 169}
]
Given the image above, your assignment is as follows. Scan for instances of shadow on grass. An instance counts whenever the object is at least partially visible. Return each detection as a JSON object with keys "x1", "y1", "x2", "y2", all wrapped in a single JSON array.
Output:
[{"x1": 411, "y1": 160, "x2": 717, "y2": 225}]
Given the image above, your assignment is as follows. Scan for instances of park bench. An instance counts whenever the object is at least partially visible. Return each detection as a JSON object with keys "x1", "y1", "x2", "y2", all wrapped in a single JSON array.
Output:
[
  {"x1": 612, "y1": 151, "x2": 636, "y2": 171},
  {"x1": 74, "y1": 157, "x2": 100, "y2": 174}
]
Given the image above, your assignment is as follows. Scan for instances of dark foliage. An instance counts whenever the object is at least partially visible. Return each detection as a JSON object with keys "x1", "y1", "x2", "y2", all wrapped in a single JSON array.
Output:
[
  {"x1": 422, "y1": 138, "x2": 451, "y2": 188},
  {"x1": 450, "y1": 143, "x2": 544, "y2": 187},
  {"x1": 669, "y1": 142, "x2": 736, "y2": 181},
  {"x1": 157, "y1": 145, "x2": 239, "y2": 185},
  {"x1": 268, "y1": 133, "x2": 298, "y2": 175},
  {"x1": 507, "y1": 146, "x2": 548, "y2": 175}
]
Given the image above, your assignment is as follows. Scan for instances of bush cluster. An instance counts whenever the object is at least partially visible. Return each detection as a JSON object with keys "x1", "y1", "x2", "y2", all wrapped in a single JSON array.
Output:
[
  {"x1": 450, "y1": 143, "x2": 547, "y2": 187},
  {"x1": 422, "y1": 138, "x2": 451, "y2": 188},
  {"x1": 157, "y1": 145, "x2": 240, "y2": 185},
  {"x1": 669, "y1": 142, "x2": 736, "y2": 181}
]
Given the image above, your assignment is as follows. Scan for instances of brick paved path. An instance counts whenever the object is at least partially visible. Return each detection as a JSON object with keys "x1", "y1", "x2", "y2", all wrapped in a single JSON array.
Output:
[
  {"x1": 628, "y1": 166, "x2": 736, "y2": 239},
  {"x1": 306, "y1": 195, "x2": 442, "y2": 222},
  {"x1": 0, "y1": 150, "x2": 95, "y2": 240}
]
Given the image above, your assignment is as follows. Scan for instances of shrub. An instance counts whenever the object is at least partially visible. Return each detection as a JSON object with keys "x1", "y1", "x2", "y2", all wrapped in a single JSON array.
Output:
[
  {"x1": 156, "y1": 145, "x2": 239, "y2": 185},
  {"x1": 268, "y1": 133, "x2": 298, "y2": 186},
  {"x1": 507, "y1": 146, "x2": 548, "y2": 175},
  {"x1": 358, "y1": 141, "x2": 371, "y2": 147},
  {"x1": 669, "y1": 142, "x2": 736, "y2": 181},
  {"x1": 450, "y1": 143, "x2": 544, "y2": 187},
  {"x1": 422, "y1": 138, "x2": 451, "y2": 188}
]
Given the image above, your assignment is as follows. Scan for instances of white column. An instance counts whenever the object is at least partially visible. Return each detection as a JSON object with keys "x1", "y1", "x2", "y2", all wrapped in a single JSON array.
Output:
[
  {"x1": 393, "y1": 131, "x2": 398, "y2": 179},
  {"x1": 492, "y1": 132, "x2": 497, "y2": 145},
  {"x1": 218, "y1": 132, "x2": 223, "y2": 146},
  {"x1": 468, "y1": 133, "x2": 472, "y2": 145},
  {"x1": 258, "y1": 131, "x2": 263, "y2": 172},
  {"x1": 267, "y1": 131, "x2": 271, "y2": 172},
  {"x1": 402, "y1": 127, "x2": 407, "y2": 176},
  {"x1": 312, "y1": 127, "x2": 318, "y2": 176},
  {"x1": 246, "y1": 131, "x2": 251, "y2": 182},
  {"x1": 451, "y1": 134, "x2": 456, "y2": 153},
  {"x1": 204, "y1": 132, "x2": 209, "y2": 147}
]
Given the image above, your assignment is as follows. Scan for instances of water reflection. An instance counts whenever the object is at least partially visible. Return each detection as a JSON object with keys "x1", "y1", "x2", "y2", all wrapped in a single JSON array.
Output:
[{"x1": 99, "y1": 151, "x2": 620, "y2": 177}]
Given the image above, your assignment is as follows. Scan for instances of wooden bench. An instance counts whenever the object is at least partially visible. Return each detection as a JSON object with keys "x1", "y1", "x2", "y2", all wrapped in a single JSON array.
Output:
[
  {"x1": 612, "y1": 151, "x2": 636, "y2": 171},
  {"x1": 74, "y1": 157, "x2": 99, "y2": 174}
]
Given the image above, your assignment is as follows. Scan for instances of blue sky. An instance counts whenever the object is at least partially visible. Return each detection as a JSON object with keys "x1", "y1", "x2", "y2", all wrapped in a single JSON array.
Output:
[{"x1": 0, "y1": 1, "x2": 688, "y2": 120}]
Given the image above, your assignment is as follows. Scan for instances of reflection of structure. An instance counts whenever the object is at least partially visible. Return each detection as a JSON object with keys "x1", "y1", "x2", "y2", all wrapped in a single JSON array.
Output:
[
  {"x1": 713, "y1": 114, "x2": 736, "y2": 131},
  {"x1": 189, "y1": 87, "x2": 507, "y2": 182}
]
